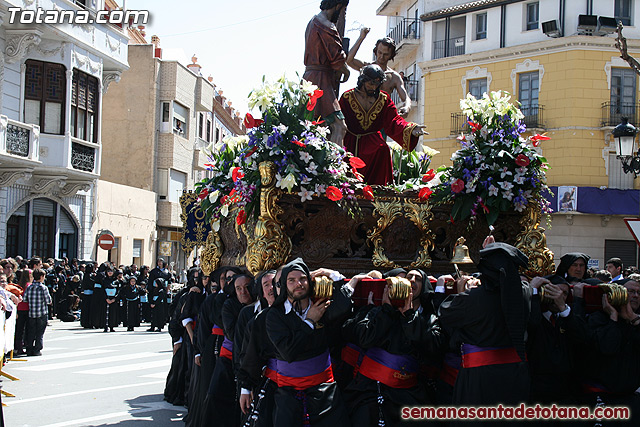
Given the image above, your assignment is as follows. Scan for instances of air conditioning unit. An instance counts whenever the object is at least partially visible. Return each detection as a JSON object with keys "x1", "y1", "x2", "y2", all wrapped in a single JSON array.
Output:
[
  {"x1": 542, "y1": 20, "x2": 561, "y2": 38},
  {"x1": 577, "y1": 15, "x2": 598, "y2": 34},
  {"x1": 597, "y1": 16, "x2": 618, "y2": 35}
]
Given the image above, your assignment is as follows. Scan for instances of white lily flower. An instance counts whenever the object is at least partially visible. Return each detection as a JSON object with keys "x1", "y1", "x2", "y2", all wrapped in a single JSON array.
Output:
[
  {"x1": 208, "y1": 190, "x2": 220, "y2": 204},
  {"x1": 212, "y1": 220, "x2": 221, "y2": 232},
  {"x1": 281, "y1": 173, "x2": 296, "y2": 193},
  {"x1": 220, "y1": 204, "x2": 229, "y2": 217},
  {"x1": 298, "y1": 187, "x2": 314, "y2": 202}
]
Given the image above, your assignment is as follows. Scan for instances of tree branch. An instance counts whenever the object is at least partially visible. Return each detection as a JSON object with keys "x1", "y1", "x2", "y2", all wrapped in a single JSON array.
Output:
[{"x1": 615, "y1": 22, "x2": 640, "y2": 76}]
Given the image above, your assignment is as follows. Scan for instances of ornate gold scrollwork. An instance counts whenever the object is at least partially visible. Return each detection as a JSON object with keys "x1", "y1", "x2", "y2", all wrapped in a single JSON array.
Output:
[
  {"x1": 514, "y1": 202, "x2": 555, "y2": 277},
  {"x1": 244, "y1": 161, "x2": 292, "y2": 275},
  {"x1": 403, "y1": 198, "x2": 435, "y2": 269},
  {"x1": 368, "y1": 197, "x2": 434, "y2": 269},
  {"x1": 200, "y1": 230, "x2": 223, "y2": 276}
]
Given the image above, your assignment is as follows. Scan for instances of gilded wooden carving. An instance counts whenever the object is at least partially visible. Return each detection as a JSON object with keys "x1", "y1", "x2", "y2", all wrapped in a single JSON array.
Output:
[
  {"x1": 514, "y1": 202, "x2": 555, "y2": 277},
  {"x1": 200, "y1": 230, "x2": 223, "y2": 276},
  {"x1": 368, "y1": 197, "x2": 434, "y2": 269},
  {"x1": 244, "y1": 161, "x2": 292, "y2": 274}
]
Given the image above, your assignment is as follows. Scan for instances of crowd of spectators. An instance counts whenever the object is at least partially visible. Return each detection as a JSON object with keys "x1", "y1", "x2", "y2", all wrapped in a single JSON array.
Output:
[{"x1": 0, "y1": 255, "x2": 182, "y2": 357}]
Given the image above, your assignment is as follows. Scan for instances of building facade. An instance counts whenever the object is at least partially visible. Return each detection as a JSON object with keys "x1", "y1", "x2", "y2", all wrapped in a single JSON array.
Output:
[
  {"x1": 0, "y1": 0, "x2": 129, "y2": 260},
  {"x1": 100, "y1": 38, "x2": 245, "y2": 270},
  {"x1": 377, "y1": 0, "x2": 640, "y2": 269}
]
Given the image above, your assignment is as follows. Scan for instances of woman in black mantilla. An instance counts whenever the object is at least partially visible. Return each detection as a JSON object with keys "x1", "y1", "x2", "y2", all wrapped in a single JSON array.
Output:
[
  {"x1": 120, "y1": 275, "x2": 141, "y2": 331},
  {"x1": 149, "y1": 278, "x2": 168, "y2": 332}
]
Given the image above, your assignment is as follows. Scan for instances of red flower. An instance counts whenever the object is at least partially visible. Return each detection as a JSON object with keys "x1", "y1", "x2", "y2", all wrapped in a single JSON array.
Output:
[
  {"x1": 421, "y1": 169, "x2": 436, "y2": 183},
  {"x1": 326, "y1": 185, "x2": 343, "y2": 201},
  {"x1": 468, "y1": 121, "x2": 482, "y2": 132},
  {"x1": 232, "y1": 167, "x2": 244, "y2": 182},
  {"x1": 198, "y1": 188, "x2": 209, "y2": 200},
  {"x1": 311, "y1": 119, "x2": 325, "y2": 125},
  {"x1": 306, "y1": 89, "x2": 324, "y2": 111},
  {"x1": 418, "y1": 187, "x2": 433, "y2": 201},
  {"x1": 451, "y1": 179, "x2": 465, "y2": 194},
  {"x1": 479, "y1": 200, "x2": 490, "y2": 214},
  {"x1": 515, "y1": 154, "x2": 530, "y2": 167},
  {"x1": 352, "y1": 168, "x2": 364, "y2": 182},
  {"x1": 349, "y1": 156, "x2": 366, "y2": 169},
  {"x1": 530, "y1": 133, "x2": 550, "y2": 147},
  {"x1": 220, "y1": 195, "x2": 228, "y2": 204},
  {"x1": 245, "y1": 146, "x2": 258, "y2": 158},
  {"x1": 204, "y1": 163, "x2": 214, "y2": 167},
  {"x1": 362, "y1": 185, "x2": 374, "y2": 201},
  {"x1": 243, "y1": 113, "x2": 264, "y2": 129},
  {"x1": 292, "y1": 139, "x2": 306, "y2": 147},
  {"x1": 236, "y1": 209, "x2": 247, "y2": 226},
  {"x1": 229, "y1": 189, "x2": 236, "y2": 197}
]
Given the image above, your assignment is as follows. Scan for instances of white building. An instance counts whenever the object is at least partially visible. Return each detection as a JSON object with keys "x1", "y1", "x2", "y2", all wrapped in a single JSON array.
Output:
[{"x1": 0, "y1": 0, "x2": 129, "y2": 260}]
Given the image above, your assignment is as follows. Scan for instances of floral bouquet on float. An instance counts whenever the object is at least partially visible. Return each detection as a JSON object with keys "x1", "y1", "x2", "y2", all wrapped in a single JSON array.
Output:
[
  {"x1": 432, "y1": 91, "x2": 552, "y2": 225},
  {"x1": 194, "y1": 76, "x2": 365, "y2": 231}
]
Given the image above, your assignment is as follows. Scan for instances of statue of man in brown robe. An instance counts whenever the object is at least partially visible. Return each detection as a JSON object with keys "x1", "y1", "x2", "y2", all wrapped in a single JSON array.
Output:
[{"x1": 304, "y1": 0, "x2": 350, "y2": 146}]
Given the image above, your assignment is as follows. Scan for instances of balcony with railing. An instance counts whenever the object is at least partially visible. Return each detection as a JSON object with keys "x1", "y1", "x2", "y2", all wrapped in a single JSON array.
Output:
[
  {"x1": 391, "y1": 78, "x2": 419, "y2": 107},
  {"x1": 433, "y1": 36, "x2": 466, "y2": 60},
  {"x1": 450, "y1": 112, "x2": 470, "y2": 135},
  {"x1": 601, "y1": 102, "x2": 640, "y2": 127},
  {"x1": 387, "y1": 18, "x2": 421, "y2": 47},
  {"x1": 0, "y1": 115, "x2": 40, "y2": 164},
  {"x1": 521, "y1": 105, "x2": 545, "y2": 130}
]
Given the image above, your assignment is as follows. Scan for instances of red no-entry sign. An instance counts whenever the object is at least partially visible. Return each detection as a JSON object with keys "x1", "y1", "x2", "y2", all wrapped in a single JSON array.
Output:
[{"x1": 98, "y1": 233, "x2": 115, "y2": 250}]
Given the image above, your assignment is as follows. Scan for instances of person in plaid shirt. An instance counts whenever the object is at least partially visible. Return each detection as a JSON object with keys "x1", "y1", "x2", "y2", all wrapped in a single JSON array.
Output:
[{"x1": 23, "y1": 268, "x2": 52, "y2": 356}]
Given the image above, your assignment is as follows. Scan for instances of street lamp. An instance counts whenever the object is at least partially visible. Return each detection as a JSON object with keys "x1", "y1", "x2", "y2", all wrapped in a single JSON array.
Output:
[{"x1": 613, "y1": 117, "x2": 640, "y2": 176}]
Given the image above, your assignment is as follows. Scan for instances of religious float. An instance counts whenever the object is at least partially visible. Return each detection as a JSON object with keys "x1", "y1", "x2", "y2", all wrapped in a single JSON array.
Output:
[{"x1": 180, "y1": 77, "x2": 555, "y2": 278}]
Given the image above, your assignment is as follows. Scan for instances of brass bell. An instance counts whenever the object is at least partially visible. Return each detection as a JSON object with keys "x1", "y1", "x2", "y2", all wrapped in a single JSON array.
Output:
[
  {"x1": 313, "y1": 276, "x2": 333, "y2": 300},
  {"x1": 451, "y1": 236, "x2": 473, "y2": 264},
  {"x1": 386, "y1": 276, "x2": 412, "y2": 301}
]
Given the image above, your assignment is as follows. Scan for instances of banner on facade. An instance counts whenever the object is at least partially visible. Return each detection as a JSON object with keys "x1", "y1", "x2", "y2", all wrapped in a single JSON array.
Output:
[{"x1": 179, "y1": 191, "x2": 211, "y2": 257}]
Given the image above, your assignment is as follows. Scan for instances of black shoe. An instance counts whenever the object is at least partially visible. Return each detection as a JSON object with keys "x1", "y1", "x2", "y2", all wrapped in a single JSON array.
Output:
[
  {"x1": 127, "y1": 327, "x2": 134, "y2": 331},
  {"x1": 110, "y1": 328, "x2": 115, "y2": 332},
  {"x1": 103, "y1": 328, "x2": 108, "y2": 332},
  {"x1": 147, "y1": 328, "x2": 155, "y2": 332}
]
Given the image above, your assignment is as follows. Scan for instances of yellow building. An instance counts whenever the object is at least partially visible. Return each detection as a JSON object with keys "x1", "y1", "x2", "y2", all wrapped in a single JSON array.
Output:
[{"x1": 378, "y1": 0, "x2": 640, "y2": 269}]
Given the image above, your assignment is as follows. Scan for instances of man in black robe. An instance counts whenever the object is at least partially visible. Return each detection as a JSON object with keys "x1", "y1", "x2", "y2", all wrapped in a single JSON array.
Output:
[
  {"x1": 439, "y1": 243, "x2": 532, "y2": 412},
  {"x1": 237, "y1": 269, "x2": 281, "y2": 427},
  {"x1": 343, "y1": 270, "x2": 443, "y2": 427},
  {"x1": 80, "y1": 264, "x2": 95, "y2": 328},
  {"x1": 207, "y1": 273, "x2": 255, "y2": 427},
  {"x1": 581, "y1": 277, "x2": 640, "y2": 426},
  {"x1": 265, "y1": 258, "x2": 353, "y2": 427},
  {"x1": 526, "y1": 274, "x2": 591, "y2": 405}
]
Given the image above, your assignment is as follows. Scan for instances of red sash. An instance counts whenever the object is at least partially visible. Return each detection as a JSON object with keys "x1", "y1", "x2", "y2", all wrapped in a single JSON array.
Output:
[
  {"x1": 358, "y1": 347, "x2": 418, "y2": 389},
  {"x1": 211, "y1": 326, "x2": 224, "y2": 335},
  {"x1": 267, "y1": 351, "x2": 334, "y2": 391},
  {"x1": 220, "y1": 346, "x2": 233, "y2": 360},
  {"x1": 461, "y1": 345, "x2": 524, "y2": 368},
  {"x1": 341, "y1": 344, "x2": 363, "y2": 368}
]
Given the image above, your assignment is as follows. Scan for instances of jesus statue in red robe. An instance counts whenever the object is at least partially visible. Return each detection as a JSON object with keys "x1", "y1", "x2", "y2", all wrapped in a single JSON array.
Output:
[{"x1": 339, "y1": 64, "x2": 427, "y2": 185}]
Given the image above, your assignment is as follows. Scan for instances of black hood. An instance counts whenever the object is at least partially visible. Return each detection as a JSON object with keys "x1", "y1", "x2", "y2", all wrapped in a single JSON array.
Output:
[
  {"x1": 273, "y1": 258, "x2": 311, "y2": 307},
  {"x1": 383, "y1": 268, "x2": 407, "y2": 278},
  {"x1": 555, "y1": 252, "x2": 590, "y2": 279},
  {"x1": 478, "y1": 242, "x2": 529, "y2": 361}
]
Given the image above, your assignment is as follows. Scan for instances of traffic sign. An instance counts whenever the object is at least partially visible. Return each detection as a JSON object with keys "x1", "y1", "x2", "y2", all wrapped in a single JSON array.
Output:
[
  {"x1": 98, "y1": 233, "x2": 115, "y2": 250},
  {"x1": 624, "y1": 218, "x2": 640, "y2": 247}
]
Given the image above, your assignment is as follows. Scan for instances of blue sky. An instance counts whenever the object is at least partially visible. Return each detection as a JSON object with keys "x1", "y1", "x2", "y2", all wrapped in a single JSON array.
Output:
[{"x1": 125, "y1": 0, "x2": 387, "y2": 115}]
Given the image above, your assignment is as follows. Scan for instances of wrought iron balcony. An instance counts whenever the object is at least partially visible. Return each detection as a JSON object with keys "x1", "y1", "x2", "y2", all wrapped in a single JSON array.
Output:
[
  {"x1": 0, "y1": 115, "x2": 40, "y2": 161},
  {"x1": 450, "y1": 112, "x2": 470, "y2": 135},
  {"x1": 71, "y1": 141, "x2": 96, "y2": 173},
  {"x1": 386, "y1": 18, "x2": 421, "y2": 46},
  {"x1": 433, "y1": 36, "x2": 465, "y2": 60},
  {"x1": 601, "y1": 101, "x2": 640, "y2": 127},
  {"x1": 521, "y1": 104, "x2": 545, "y2": 129},
  {"x1": 391, "y1": 78, "x2": 419, "y2": 108}
]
